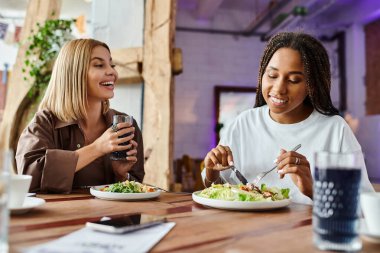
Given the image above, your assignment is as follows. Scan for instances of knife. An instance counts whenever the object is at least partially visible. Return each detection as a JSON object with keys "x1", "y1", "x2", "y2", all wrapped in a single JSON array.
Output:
[{"x1": 229, "y1": 165, "x2": 248, "y2": 185}]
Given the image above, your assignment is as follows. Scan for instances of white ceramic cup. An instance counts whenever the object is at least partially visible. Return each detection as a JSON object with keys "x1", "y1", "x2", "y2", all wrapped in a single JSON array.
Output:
[
  {"x1": 360, "y1": 192, "x2": 380, "y2": 236},
  {"x1": 8, "y1": 175, "x2": 32, "y2": 208}
]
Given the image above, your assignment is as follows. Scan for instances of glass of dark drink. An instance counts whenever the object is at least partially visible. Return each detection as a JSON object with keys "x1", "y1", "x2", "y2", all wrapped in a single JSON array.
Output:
[
  {"x1": 313, "y1": 151, "x2": 362, "y2": 252},
  {"x1": 110, "y1": 115, "x2": 134, "y2": 161},
  {"x1": 1, "y1": 150, "x2": 12, "y2": 253}
]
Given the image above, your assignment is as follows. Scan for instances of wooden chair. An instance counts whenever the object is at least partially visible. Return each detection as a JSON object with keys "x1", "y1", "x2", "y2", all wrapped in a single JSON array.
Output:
[{"x1": 172, "y1": 155, "x2": 205, "y2": 192}]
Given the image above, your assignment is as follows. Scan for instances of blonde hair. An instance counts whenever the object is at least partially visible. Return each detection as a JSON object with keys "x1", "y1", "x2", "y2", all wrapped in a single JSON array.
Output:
[{"x1": 39, "y1": 39, "x2": 111, "y2": 122}]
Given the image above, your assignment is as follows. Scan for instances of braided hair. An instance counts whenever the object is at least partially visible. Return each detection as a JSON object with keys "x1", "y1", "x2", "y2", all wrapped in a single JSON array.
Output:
[{"x1": 254, "y1": 32, "x2": 339, "y2": 116}]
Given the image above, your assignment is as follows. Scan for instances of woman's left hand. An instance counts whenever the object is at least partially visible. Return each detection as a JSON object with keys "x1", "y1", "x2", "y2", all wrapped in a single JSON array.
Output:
[
  {"x1": 111, "y1": 140, "x2": 138, "y2": 181},
  {"x1": 276, "y1": 149, "x2": 313, "y2": 199}
]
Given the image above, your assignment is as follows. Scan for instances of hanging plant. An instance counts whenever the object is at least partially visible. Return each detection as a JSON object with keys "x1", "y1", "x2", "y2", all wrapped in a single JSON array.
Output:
[
  {"x1": 8, "y1": 18, "x2": 77, "y2": 161},
  {"x1": 22, "y1": 19, "x2": 75, "y2": 99}
]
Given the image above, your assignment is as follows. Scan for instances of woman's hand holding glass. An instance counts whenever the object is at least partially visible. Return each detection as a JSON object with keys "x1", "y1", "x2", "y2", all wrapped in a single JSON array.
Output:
[
  {"x1": 276, "y1": 149, "x2": 313, "y2": 198},
  {"x1": 93, "y1": 122, "x2": 135, "y2": 157},
  {"x1": 94, "y1": 121, "x2": 138, "y2": 181},
  {"x1": 111, "y1": 143, "x2": 138, "y2": 181}
]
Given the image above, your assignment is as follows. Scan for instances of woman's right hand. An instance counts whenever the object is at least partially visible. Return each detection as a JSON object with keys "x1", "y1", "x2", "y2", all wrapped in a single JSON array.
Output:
[
  {"x1": 93, "y1": 122, "x2": 135, "y2": 156},
  {"x1": 204, "y1": 145, "x2": 234, "y2": 171}
]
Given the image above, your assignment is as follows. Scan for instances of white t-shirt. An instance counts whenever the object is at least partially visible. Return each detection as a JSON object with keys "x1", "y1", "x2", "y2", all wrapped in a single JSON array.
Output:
[{"x1": 203, "y1": 105, "x2": 374, "y2": 205}]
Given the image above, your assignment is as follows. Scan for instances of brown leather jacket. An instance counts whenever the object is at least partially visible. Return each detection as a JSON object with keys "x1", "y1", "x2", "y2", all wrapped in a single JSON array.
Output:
[{"x1": 15, "y1": 109, "x2": 145, "y2": 193}]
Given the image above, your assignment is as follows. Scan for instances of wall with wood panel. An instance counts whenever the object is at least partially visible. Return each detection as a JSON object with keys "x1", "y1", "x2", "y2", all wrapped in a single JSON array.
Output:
[{"x1": 365, "y1": 18, "x2": 380, "y2": 115}]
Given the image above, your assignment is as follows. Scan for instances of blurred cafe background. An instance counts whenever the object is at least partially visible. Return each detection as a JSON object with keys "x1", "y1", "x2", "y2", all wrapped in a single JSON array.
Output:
[{"x1": 0, "y1": 0, "x2": 379, "y2": 191}]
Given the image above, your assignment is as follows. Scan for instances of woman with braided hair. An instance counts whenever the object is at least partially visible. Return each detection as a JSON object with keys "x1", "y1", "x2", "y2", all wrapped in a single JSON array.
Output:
[{"x1": 203, "y1": 32, "x2": 373, "y2": 204}]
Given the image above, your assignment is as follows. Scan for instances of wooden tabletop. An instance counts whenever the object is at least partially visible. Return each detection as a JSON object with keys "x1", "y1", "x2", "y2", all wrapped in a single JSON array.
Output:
[{"x1": 9, "y1": 189, "x2": 380, "y2": 253}]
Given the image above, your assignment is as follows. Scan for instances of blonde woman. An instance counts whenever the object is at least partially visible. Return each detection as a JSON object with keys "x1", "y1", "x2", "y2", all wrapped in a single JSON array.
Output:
[{"x1": 16, "y1": 39, "x2": 144, "y2": 193}]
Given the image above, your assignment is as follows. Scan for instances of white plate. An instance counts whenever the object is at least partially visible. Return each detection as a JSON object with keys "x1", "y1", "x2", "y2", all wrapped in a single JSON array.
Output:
[
  {"x1": 361, "y1": 219, "x2": 380, "y2": 243},
  {"x1": 90, "y1": 185, "x2": 161, "y2": 201},
  {"x1": 192, "y1": 191, "x2": 291, "y2": 211},
  {"x1": 10, "y1": 197, "x2": 46, "y2": 215}
]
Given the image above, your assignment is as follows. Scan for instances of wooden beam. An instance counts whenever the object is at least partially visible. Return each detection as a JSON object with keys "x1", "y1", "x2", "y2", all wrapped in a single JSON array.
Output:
[
  {"x1": 110, "y1": 45, "x2": 182, "y2": 83},
  {"x1": 196, "y1": 0, "x2": 224, "y2": 20},
  {"x1": 111, "y1": 47, "x2": 143, "y2": 84},
  {"x1": 171, "y1": 48, "x2": 183, "y2": 75},
  {"x1": 0, "y1": 0, "x2": 61, "y2": 153},
  {"x1": 244, "y1": 0, "x2": 290, "y2": 34},
  {"x1": 142, "y1": 0, "x2": 176, "y2": 190}
]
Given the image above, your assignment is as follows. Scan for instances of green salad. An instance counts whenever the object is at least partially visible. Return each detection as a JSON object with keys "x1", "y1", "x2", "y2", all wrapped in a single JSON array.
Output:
[
  {"x1": 100, "y1": 180, "x2": 156, "y2": 193},
  {"x1": 198, "y1": 183, "x2": 290, "y2": 202}
]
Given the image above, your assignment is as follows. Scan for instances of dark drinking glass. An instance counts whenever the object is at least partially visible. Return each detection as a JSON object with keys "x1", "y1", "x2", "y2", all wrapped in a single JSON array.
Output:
[
  {"x1": 110, "y1": 115, "x2": 133, "y2": 161},
  {"x1": 313, "y1": 151, "x2": 362, "y2": 251}
]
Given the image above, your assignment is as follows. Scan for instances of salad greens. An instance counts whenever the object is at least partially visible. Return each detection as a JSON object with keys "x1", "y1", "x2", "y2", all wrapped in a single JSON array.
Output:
[
  {"x1": 198, "y1": 183, "x2": 290, "y2": 202},
  {"x1": 100, "y1": 180, "x2": 155, "y2": 193}
]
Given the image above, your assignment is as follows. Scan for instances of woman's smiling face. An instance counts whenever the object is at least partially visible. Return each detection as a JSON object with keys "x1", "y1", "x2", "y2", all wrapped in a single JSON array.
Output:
[
  {"x1": 262, "y1": 47, "x2": 311, "y2": 124},
  {"x1": 87, "y1": 45, "x2": 118, "y2": 102}
]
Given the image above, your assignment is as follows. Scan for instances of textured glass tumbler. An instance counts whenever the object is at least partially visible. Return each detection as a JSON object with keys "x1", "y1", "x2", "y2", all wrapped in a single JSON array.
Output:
[
  {"x1": 0, "y1": 150, "x2": 12, "y2": 253},
  {"x1": 110, "y1": 115, "x2": 134, "y2": 161},
  {"x1": 313, "y1": 151, "x2": 362, "y2": 252}
]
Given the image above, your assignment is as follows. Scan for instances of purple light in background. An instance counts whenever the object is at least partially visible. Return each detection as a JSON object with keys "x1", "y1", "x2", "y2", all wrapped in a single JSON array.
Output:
[
  {"x1": 177, "y1": 0, "x2": 197, "y2": 11},
  {"x1": 211, "y1": 90, "x2": 217, "y2": 148},
  {"x1": 362, "y1": 8, "x2": 380, "y2": 24},
  {"x1": 195, "y1": 18, "x2": 212, "y2": 26}
]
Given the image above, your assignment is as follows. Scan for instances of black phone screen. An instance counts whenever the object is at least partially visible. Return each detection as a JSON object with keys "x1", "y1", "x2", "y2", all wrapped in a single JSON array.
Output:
[
  {"x1": 87, "y1": 213, "x2": 167, "y2": 233},
  {"x1": 95, "y1": 214, "x2": 164, "y2": 227}
]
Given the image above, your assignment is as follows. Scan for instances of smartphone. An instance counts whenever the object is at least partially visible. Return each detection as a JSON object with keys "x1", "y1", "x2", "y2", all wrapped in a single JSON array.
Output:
[{"x1": 86, "y1": 213, "x2": 167, "y2": 234}]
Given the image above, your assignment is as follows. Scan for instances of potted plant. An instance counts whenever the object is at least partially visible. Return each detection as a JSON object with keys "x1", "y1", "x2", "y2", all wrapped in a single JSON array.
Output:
[{"x1": 10, "y1": 19, "x2": 75, "y2": 153}]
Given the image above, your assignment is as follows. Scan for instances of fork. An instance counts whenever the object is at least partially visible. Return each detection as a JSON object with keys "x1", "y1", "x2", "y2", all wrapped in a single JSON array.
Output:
[
  {"x1": 251, "y1": 144, "x2": 302, "y2": 186},
  {"x1": 144, "y1": 183, "x2": 192, "y2": 195}
]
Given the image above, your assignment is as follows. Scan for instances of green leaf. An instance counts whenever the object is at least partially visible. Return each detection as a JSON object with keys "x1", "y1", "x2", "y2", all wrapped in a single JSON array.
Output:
[
  {"x1": 22, "y1": 17, "x2": 75, "y2": 103},
  {"x1": 281, "y1": 188, "x2": 290, "y2": 198}
]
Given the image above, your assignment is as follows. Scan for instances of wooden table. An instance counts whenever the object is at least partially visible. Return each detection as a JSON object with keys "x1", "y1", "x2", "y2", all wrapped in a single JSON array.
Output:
[{"x1": 9, "y1": 190, "x2": 380, "y2": 253}]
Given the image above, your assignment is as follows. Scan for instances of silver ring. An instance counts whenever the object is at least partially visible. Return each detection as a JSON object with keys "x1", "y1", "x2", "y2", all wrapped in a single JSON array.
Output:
[
  {"x1": 111, "y1": 125, "x2": 118, "y2": 132},
  {"x1": 295, "y1": 157, "x2": 300, "y2": 165}
]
